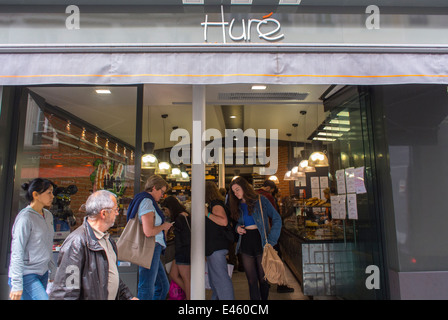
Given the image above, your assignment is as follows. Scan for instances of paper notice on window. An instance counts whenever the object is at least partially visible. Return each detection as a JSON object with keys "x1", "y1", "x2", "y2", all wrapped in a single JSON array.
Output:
[
  {"x1": 347, "y1": 193, "x2": 358, "y2": 220},
  {"x1": 319, "y1": 176, "x2": 329, "y2": 189},
  {"x1": 345, "y1": 167, "x2": 356, "y2": 194},
  {"x1": 331, "y1": 195, "x2": 346, "y2": 220},
  {"x1": 311, "y1": 188, "x2": 320, "y2": 199},
  {"x1": 310, "y1": 177, "x2": 320, "y2": 189},
  {"x1": 336, "y1": 169, "x2": 346, "y2": 195},
  {"x1": 354, "y1": 166, "x2": 367, "y2": 194}
]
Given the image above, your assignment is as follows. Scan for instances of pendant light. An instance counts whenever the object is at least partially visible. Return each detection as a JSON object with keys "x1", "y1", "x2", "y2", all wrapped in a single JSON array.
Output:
[
  {"x1": 142, "y1": 105, "x2": 158, "y2": 169},
  {"x1": 142, "y1": 142, "x2": 158, "y2": 169},
  {"x1": 283, "y1": 170, "x2": 293, "y2": 180},
  {"x1": 155, "y1": 114, "x2": 171, "y2": 175},
  {"x1": 299, "y1": 110, "x2": 315, "y2": 172},
  {"x1": 307, "y1": 106, "x2": 329, "y2": 167},
  {"x1": 176, "y1": 163, "x2": 190, "y2": 182},
  {"x1": 290, "y1": 123, "x2": 301, "y2": 177},
  {"x1": 308, "y1": 151, "x2": 329, "y2": 167},
  {"x1": 268, "y1": 175, "x2": 279, "y2": 184}
]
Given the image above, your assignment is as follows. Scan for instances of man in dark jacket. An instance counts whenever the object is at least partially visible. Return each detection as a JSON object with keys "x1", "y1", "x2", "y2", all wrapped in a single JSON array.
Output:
[{"x1": 49, "y1": 190, "x2": 137, "y2": 300}]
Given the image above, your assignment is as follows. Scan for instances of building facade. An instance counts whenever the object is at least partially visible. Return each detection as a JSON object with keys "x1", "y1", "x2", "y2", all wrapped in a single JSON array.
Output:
[{"x1": 1, "y1": 1, "x2": 448, "y2": 300}]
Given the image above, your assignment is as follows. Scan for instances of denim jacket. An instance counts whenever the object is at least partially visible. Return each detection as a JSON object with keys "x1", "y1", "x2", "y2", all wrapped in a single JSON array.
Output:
[{"x1": 235, "y1": 195, "x2": 282, "y2": 254}]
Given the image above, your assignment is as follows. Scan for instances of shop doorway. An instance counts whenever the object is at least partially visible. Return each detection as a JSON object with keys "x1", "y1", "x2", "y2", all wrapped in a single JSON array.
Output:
[{"x1": 3, "y1": 83, "x2": 387, "y2": 300}]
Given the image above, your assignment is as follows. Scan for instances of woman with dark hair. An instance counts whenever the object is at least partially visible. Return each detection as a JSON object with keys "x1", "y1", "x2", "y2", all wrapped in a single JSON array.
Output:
[
  {"x1": 228, "y1": 176, "x2": 282, "y2": 300},
  {"x1": 9, "y1": 178, "x2": 56, "y2": 300},
  {"x1": 205, "y1": 181, "x2": 235, "y2": 300},
  {"x1": 161, "y1": 196, "x2": 191, "y2": 300}
]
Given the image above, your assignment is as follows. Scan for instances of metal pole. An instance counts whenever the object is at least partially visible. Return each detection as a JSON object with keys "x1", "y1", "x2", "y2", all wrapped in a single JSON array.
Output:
[
  {"x1": 134, "y1": 84, "x2": 143, "y2": 194},
  {"x1": 190, "y1": 85, "x2": 206, "y2": 300}
]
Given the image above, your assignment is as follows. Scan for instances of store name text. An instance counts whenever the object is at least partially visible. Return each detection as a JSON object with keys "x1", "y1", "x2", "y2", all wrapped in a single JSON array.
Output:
[{"x1": 201, "y1": 6, "x2": 284, "y2": 43}]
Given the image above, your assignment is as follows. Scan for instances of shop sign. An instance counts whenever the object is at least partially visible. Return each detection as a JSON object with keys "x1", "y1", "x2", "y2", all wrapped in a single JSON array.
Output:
[{"x1": 201, "y1": 6, "x2": 284, "y2": 43}]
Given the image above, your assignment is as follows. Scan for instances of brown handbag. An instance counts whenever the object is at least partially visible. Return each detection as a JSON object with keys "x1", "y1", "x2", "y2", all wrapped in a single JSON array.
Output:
[
  {"x1": 258, "y1": 197, "x2": 287, "y2": 286},
  {"x1": 117, "y1": 216, "x2": 155, "y2": 269}
]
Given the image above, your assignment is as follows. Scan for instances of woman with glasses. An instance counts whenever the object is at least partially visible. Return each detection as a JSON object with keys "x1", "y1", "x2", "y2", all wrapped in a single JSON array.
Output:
[{"x1": 126, "y1": 175, "x2": 173, "y2": 300}]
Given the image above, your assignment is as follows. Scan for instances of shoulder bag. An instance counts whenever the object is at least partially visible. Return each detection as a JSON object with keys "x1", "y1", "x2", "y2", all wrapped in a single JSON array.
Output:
[
  {"x1": 258, "y1": 197, "x2": 287, "y2": 286},
  {"x1": 117, "y1": 215, "x2": 155, "y2": 269}
]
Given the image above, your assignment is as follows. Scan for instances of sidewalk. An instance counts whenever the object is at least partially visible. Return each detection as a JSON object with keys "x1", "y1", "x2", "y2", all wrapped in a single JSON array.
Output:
[{"x1": 206, "y1": 264, "x2": 309, "y2": 300}]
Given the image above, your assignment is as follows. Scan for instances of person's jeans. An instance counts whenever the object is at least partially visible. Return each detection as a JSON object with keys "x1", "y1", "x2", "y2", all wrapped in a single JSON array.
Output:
[
  {"x1": 9, "y1": 272, "x2": 49, "y2": 300},
  {"x1": 138, "y1": 244, "x2": 169, "y2": 300},
  {"x1": 206, "y1": 249, "x2": 234, "y2": 300}
]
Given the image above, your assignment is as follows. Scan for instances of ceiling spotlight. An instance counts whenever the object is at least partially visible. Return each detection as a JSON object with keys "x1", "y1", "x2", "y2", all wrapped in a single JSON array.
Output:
[
  {"x1": 95, "y1": 89, "x2": 111, "y2": 94},
  {"x1": 182, "y1": 0, "x2": 204, "y2": 4},
  {"x1": 251, "y1": 85, "x2": 267, "y2": 90},
  {"x1": 230, "y1": 115, "x2": 236, "y2": 119},
  {"x1": 279, "y1": 0, "x2": 302, "y2": 4},
  {"x1": 231, "y1": 0, "x2": 253, "y2": 4}
]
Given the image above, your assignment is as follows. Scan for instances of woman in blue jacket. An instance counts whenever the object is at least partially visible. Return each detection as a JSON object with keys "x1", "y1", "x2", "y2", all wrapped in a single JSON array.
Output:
[{"x1": 228, "y1": 176, "x2": 282, "y2": 300}]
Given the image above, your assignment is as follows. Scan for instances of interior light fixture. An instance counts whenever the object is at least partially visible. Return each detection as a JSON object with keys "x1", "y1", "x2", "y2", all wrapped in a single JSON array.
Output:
[
  {"x1": 318, "y1": 132, "x2": 343, "y2": 137},
  {"x1": 142, "y1": 154, "x2": 158, "y2": 169},
  {"x1": 251, "y1": 85, "x2": 267, "y2": 90},
  {"x1": 231, "y1": 0, "x2": 252, "y2": 4},
  {"x1": 182, "y1": 0, "x2": 204, "y2": 4},
  {"x1": 95, "y1": 89, "x2": 111, "y2": 94},
  {"x1": 298, "y1": 159, "x2": 316, "y2": 173},
  {"x1": 337, "y1": 111, "x2": 350, "y2": 117},
  {"x1": 313, "y1": 137, "x2": 336, "y2": 142},
  {"x1": 176, "y1": 171, "x2": 190, "y2": 182},
  {"x1": 308, "y1": 151, "x2": 329, "y2": 167},
  {"x1": 268, "y1": 175, "x2": 279, "y2": 184},
  {"x1": 330, "y1": 119, "x2": 350, "y2": 126},
  {"x1": 291, "y1": 166, "x2": 306, "y2": 178},
  {"x1": 323, "y1": 126, "x2": 350, "y2": 132},
  {"x1": 283, "y1": 171, "x2": 293, "y2": 181},
  {"x1": 279, "y1": 0, "x2": 302, "y2": 4},
  {"x1": 230, "y1": 115, "x2": 236, "y2": 119}
]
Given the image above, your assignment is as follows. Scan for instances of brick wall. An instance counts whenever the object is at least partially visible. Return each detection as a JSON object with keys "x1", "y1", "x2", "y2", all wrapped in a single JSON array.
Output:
[{"x1": 21, "y1": 111, "x2": 134, "y2": 230}]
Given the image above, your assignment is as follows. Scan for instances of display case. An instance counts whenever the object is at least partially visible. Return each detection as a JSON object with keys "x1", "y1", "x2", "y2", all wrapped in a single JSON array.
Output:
[{"x1": 279, "y1": 196, "x2": 357, "y2": 297}]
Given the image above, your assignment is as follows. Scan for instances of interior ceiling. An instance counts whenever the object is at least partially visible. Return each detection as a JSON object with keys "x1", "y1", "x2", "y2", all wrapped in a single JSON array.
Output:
[{"x1": 30, "y1": 83, "x2": 332, "y2": 150}]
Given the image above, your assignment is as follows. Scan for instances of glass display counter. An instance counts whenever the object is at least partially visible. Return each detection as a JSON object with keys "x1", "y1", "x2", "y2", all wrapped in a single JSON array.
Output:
[{"x1": 279, "y1": 197, "x2": 357, "y2": 297}]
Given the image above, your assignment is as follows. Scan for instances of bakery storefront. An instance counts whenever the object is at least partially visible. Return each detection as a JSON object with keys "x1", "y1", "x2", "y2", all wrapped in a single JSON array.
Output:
[{"x1": 1, "y1": 1, "x2": 448, "y2": 300}]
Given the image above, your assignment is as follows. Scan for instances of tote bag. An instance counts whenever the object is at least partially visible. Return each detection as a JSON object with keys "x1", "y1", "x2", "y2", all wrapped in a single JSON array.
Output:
[
  {"x1": 117, "y1": 216, "x2": 155, "y2": 269},
  {"x1": 258, "y1": 197, "x2": 287, "y2": 286}
]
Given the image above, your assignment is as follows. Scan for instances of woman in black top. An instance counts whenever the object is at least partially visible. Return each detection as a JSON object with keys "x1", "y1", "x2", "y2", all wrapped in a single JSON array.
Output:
[
  {"x1": 205, "y1": 181, "x2": 235, "y2": 300},
  {"x1": 161, "y1": 196, "x2": 191, "y2": 300}
]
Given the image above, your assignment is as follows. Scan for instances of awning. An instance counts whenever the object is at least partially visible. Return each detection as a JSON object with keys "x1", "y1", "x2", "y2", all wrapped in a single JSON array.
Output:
[{"x1": 1, "y1": 50, "x2": 448, "y2": 86}]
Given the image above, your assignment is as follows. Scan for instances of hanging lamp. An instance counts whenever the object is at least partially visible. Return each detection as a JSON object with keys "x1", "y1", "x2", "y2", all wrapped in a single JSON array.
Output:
[
  {"x1": 283, "y1": 171, "x2": 293, "y2": 181},
  {"x1": 155, "y1": 114, "x2": 172, "y2": 175},
  {"x1": 298, "y1": 159, "x2": 315, "y2": 173},
  {"x1": 299, "y1": 110, "x2": 316, "y2": 172},
  {"x1": 307, "y1": 106, "x2": 329, "y2": 167},
  {"x1": 268, "y1": 175, "x2": 279, "y2": 184},
  {"x1": 142, "y1": 106, "x2": 158, "y2": 169},
  {"x1": 308, "y1": 151, "x2": 329, "y2": 167}
]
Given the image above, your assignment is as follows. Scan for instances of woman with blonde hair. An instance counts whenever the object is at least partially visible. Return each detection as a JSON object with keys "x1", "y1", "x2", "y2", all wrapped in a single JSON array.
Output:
[{"x1": 126, "y1": 175, "x2": 173, "y2": 300}]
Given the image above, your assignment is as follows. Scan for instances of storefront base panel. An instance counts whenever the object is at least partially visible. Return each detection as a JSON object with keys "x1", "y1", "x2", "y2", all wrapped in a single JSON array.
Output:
[
  {"x1": 388, "y1": 270, "x2": 448, "y2": 300},
  {"x1": 280, "y1": 228, "x2": 358, "y2": 298}
]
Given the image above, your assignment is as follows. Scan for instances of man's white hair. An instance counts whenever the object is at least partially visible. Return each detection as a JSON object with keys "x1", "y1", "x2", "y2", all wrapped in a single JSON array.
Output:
[{"x1": 85, "y1": 190, "x2": 116, "y2": 218}]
